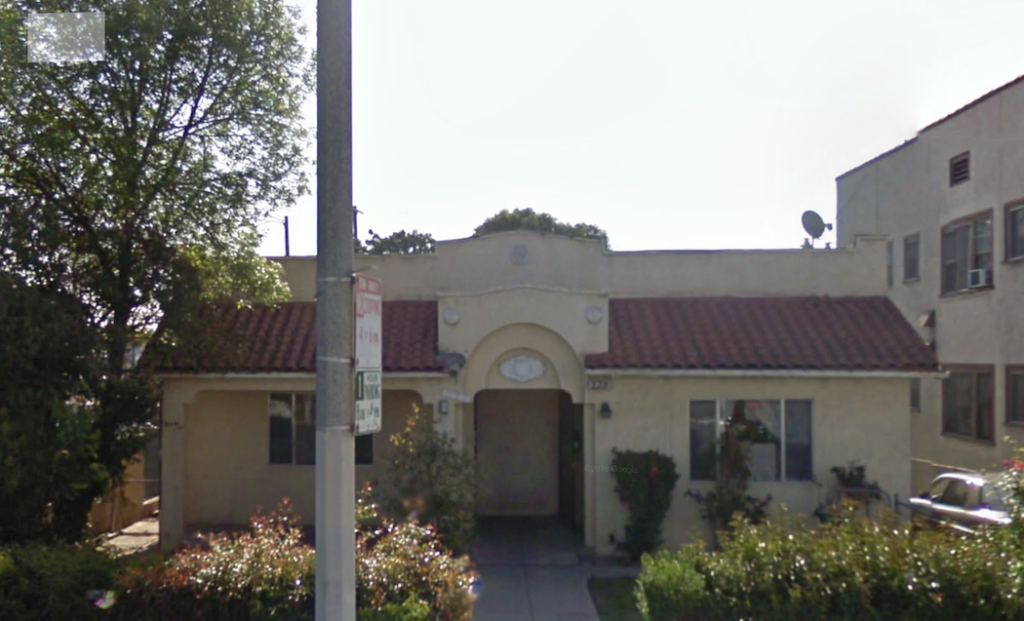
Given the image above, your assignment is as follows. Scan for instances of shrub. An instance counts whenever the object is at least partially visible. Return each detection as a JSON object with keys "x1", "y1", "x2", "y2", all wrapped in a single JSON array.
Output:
[
  {"x1": 386, "y1": 403, "x2": 478, "y2": 556},
  {"x1": 0, "y1": 543, "x2": 122, "y2": 621},
  {"x1": 357, "y1": 595, "x2": 430, "y2": 621},
  {"x1": 357, "y1": 486, "x2": 477, "y2": 621},
  {"x1": 610, "y1": 449, "x2": 680, "y2": 561},
  {"x1": 635, "y1": 503, "x2": 1024, "y2": 621},
  {"x1": 114, "y1": 499, "x2": 315, "y2": 621}
]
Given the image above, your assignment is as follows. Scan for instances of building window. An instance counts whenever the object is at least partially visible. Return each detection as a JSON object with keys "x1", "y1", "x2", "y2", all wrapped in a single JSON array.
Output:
[
  {"x1": 690, "y1": 399, "x2": 812, "y2": 482},
  {"x1": 903, "y1": 234, "x2": 920, "y2": 281},
  {"x1": 910, "y1": 378, "x2": 921, "y2": 412},
  {"x1": 949, "y1": 152, "x2": 970, "y2": 186},
  {"x1": 1008, "y1": 370, "x2": 1024, "y2": 425},
  {"x1": 941, "y1": 214, "x2": 992, "y2": 294},
  {"x1": 1007, "y1": 202, "x2": 1024, "y2": 261},
  {"x1": 269, "y1": 393, "x2": 373, "y2": 465},
  {"x1": 942, "y1": 370, "x2": 994, "y2": 442},
  {"x1": 886, "y1": 240, "x2": 894, "y2": 288}
]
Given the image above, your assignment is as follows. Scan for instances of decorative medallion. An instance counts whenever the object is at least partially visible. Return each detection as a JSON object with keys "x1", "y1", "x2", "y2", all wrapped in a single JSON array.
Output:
[
  {"x1": 510, "y1": 243, "x2": 529, "y2": 266},
  {"x1": 585, "y1": 305, "x2": 604, "y2": 324},
  {"x1": 499, "y1": 355, "x2": 546, "y2": 383},
  {"x1": 443, "y1": 307, "x2": 460, "y2": 326}
]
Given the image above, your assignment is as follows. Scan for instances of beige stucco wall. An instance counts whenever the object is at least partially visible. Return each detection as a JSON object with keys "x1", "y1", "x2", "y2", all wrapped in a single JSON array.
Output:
[
  {"x1": 837, "y1": 79, "x2": 1024, "y2": 489},
  {"x1": 276, "y1": 229, "x2": 889, "y2": 304},
  {"x1": 587, "y1": 376, "x2": 911, "y2": 556},
  {"x1": 160, "y1": 377, "x2": 443, "y2": 547}
]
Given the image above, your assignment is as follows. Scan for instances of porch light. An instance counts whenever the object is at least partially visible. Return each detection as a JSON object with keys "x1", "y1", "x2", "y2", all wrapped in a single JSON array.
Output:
[{"x1": 599, "y1": 402, "x2": 613, "y2": 419}]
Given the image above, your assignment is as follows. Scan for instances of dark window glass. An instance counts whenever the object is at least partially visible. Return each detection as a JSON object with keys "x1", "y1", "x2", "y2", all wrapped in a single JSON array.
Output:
[
  {"x1": 903, "y1": 235, "x2": 919, "y2": 281},
  {"x1": 269, "y1": 394, "x2": 294, "y2": 464},
  {"x1": 356, "y1": 434, "x2": 374, "y2": 465},
  {"x1": 910, "y1": 378, "x2": 921, "y2": 412},
  {"x1": 941, "y1": 224, "x2": 970, "y2": 293},
  {"x1": 689, "y1": 401, "x2": 717, "y2": 481},
  {"x1": 928, "y1": 478, "x2": 951, "y2": 502},
  {"x1": 940, "y1": 480, "x2": 969, "y2": 508},
  {"x1": 784, "y1": 400, "x2": 813, "y2": 481},
  {"x1": 294, "y1": 394, "x2": 316, "y2": 465},
  {"x1": 1009, "y1": 206, "x2": 1024, "y2": 260},
  {"x1": 976, "y1": 373, "x2": 994, "y2": 441},
  {"x1": 942, "y1": 371, "x2": 994, "y2": 441},
  {"x1": 1009, "y1": 372, "x2": 1024, "y2": 424},
  {"x1": 887, "y1": 240, "x2": 894, "y2": 288},
  {"x1": 724, "y1": 400, "x2": 781, "y2": 481}
]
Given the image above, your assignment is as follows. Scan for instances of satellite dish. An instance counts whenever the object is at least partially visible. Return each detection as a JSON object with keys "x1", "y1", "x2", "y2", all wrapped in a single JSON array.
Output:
[{"x1": 801, "y1": 210, "x2": 833, "y2": 240}]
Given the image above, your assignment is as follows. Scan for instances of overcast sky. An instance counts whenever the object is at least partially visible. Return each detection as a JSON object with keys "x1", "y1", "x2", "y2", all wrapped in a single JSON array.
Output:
[{"x1": 258, "y1": 0, "x2": 1024, "y2": 256}]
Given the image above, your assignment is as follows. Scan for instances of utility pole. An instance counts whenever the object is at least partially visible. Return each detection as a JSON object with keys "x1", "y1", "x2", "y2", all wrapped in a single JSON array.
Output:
[
  {"x1": 316, "y1": 0, "x2": 355, "y2": 617},
  {"x1": 284, "y1": 216, "x2": 291, "y2": 257}
]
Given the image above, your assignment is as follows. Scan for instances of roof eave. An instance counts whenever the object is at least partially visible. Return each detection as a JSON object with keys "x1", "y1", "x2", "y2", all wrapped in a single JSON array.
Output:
[{"x1": 584, "y1": 368, "x2": 945, "y2": 379}]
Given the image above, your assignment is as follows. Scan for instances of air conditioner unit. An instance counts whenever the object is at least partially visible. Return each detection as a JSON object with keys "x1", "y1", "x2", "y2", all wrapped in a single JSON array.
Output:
[{"x1": 968, "y1": 268, "x2": 990, "y2": 288}]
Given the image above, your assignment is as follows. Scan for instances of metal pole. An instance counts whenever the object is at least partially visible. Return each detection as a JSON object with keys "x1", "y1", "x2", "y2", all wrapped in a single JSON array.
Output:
[
  {"x1": 284, "y1": 216, "x2": 291, "y2": 257},
  {"x1": 316, "y1": 0, "x2": 355, "y2": 616}
]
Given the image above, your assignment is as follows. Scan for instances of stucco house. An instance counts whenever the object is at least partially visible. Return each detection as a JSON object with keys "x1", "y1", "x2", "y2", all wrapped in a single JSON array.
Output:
[{"x1": 153, "y1": 230, "x2": 939, "y2": 556}]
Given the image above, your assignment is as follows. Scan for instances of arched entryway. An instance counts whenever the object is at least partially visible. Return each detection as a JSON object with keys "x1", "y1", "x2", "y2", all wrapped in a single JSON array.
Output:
[{"x1": 473, "y1": 388, "x2": 583, "y2": 531}]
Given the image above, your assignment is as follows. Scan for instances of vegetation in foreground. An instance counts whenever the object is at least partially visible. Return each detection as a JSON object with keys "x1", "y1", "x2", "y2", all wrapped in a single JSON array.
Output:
[{"x1": 0, "y1": 491, "x2": 477, "y2": 621}]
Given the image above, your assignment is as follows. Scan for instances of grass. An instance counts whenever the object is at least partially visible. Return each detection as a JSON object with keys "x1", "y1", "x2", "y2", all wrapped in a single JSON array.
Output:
[{"x1": 587, "y1": 577, "x2": 643, "y2": 621}]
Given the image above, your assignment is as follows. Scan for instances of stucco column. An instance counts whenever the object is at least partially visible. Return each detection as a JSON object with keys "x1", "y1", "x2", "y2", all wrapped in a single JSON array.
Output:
[
  {"x1": 159, "y1": 383, "x2": 195, "y2": 552},
  {"x1": 584, "y1": 402, "x2": 597, "y2": 550}
]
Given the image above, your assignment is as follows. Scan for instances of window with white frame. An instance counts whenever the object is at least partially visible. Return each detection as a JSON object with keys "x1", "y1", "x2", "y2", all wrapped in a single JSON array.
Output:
[
  {"x1": 269, "y1": 393, "x2": 373, "y2": 465},
  {"x1": 1007, "y1": 203, "x2": 1024, "y2": 261},
  {"x1": 941, "y1": 214, "x2": 992, "y2": 294},
  {"x1": 689, "y1": 399, "x2": 812, "y2": 482}
]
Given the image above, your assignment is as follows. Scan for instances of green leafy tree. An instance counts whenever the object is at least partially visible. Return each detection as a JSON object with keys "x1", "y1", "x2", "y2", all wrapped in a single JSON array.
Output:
[
  {"x1": 0, "y1": 0, "x2": 311, "y2": 541},
  {"x1": 362, "y1": 229, "x2": 436, "y2": 255},
  {"x1": 0, "y1": 276, "x2": 109, "y2": 543},
  {"x1": 473, "y1": 208, "x2": 609, "y2": 246}
]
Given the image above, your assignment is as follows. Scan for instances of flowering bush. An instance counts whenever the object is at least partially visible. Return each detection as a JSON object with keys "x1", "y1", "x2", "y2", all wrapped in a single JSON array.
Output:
[
  {"x1": 114, "y1": 499, "x2": 315, "y2": 621},
  {"x1": 357, "y1": 486, "x2": 478, "y2": 621},
  {"x1": 610, "y1": 449, "x2": 680, "y2": 561}
]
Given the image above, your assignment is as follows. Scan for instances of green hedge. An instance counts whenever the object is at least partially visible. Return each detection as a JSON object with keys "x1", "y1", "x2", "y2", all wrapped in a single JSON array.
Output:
[
  {"x1": 635, "y1": 505, "x2": 1024, "y2": 621},
  {"x1": 0, "y1": 543, "x2": 122, "y2": 621}
]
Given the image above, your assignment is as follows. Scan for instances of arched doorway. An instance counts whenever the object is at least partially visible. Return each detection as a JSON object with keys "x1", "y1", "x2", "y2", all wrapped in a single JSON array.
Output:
[{"x1": 474, "y1": 388, "x2": 583, "y2": 531}]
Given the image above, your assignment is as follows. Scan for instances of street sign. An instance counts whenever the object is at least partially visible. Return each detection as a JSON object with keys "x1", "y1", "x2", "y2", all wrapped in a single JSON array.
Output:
[
  {"x1": 354, "y1": 370, "x2": 381, "y2": 435},
  {"x1": 354, "y1": 275, "x2": 382, "y2": 435},
  {"x1": 354, "y1": 275, "x2": 382, "y2": 371}
]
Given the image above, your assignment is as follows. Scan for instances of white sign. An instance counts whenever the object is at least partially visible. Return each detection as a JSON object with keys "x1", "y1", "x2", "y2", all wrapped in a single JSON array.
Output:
[
  {"x1": 354, "y1": 275, "x2": 382, "y2": 371},
  {"x1": 354, "y1": 275, "x2": 382, "y2": 434},
  {"x1": 355, "y1": 371, "x2": 382, "y2": 435},
  {"x1": 441, "y1": 389, "x2": 473, "y2": 404}
]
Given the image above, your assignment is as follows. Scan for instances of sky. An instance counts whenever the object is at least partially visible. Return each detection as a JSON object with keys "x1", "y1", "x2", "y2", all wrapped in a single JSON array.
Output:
[{"x1": 258, "y1": 0, "x2": 1024, "y2": 256}]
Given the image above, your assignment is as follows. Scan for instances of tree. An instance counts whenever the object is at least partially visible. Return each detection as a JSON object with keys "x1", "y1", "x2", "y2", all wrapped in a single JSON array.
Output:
[
  {"x1": 0, "y1": 276, "x2": 109, "y2": 543},
  {"x1": 473, "y1": 208, "x2": 609, "y2": 246},
  {"x1": 361, "y1": 229, "x2": 436, "y2": 255},
  {"x1": 0, "y1": 0, "x2": 311, "y2": 540}
]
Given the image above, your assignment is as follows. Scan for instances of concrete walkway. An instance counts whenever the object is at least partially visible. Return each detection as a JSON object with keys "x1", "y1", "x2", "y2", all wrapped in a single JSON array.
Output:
[{"x1": 469, "y1": 517, "x2": 640, "y2": 621}]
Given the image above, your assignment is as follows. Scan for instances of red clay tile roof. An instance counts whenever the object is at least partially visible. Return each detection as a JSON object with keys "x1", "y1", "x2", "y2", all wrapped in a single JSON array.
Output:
[
  {"x1": 584, "y1": 297, "x2": 938, "y2": 372},
  {"x1": 152, "y1": 296, "x2": 936, "y2": 375},
  {"x1": 151, "y1": 301, "x2": 443, "y2": 374}
]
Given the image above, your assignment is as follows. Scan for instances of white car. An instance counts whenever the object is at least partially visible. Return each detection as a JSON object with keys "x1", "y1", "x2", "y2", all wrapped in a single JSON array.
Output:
[{"x1": 909, "y1": 472, "x2": 1013, "y2": 533}]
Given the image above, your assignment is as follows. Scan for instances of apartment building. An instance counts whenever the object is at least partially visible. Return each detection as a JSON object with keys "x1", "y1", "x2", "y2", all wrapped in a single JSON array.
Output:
[{"x1": 837, "y1": 74, "x2": 1024, "y2": 492}]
